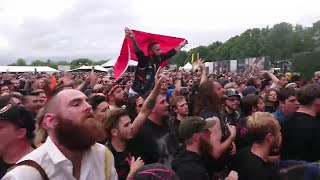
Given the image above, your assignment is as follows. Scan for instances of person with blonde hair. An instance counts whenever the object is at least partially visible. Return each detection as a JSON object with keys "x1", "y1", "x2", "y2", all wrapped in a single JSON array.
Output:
[
  {"x1": 235, "y1": 112, "x2": 281, "y2": 180},
  {"x1": 224, "y1": 82, "x2": 238, "y2": 90}
]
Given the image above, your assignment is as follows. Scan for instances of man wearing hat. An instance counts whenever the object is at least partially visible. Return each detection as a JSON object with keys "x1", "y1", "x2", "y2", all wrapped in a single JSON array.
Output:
[
  {"x1": 242, "y1": 86, "x2": 259, "y2": 97},
  {"x1": 220, "y1": 89, "x2": 242, "y2": 142},
  {"x1": 0, "y1": 105, "x2": 35, "y2": 178},
  {"x1": 171, "y1": 116, "x2": 215, "y2": 180}
]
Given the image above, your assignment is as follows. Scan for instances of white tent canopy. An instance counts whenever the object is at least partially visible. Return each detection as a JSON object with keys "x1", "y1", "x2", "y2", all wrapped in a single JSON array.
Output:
[
  {"x1": 101, "y1": 59, "x2": 138, "y2": 67},
  {"x1": 183, "y1": 62, "x2": 192, "y2": 71},
  {"x1": 0, "y1": 66, "x2": 59, "y2": 73},
  {"x1": 71, "y1": 65, "x2": 110, "y2": 72}
]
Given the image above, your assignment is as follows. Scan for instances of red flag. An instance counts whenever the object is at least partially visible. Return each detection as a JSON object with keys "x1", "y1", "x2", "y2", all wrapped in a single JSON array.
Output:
[{"x1": 114, "y1": 30, "x2": 185, "y2": 80}]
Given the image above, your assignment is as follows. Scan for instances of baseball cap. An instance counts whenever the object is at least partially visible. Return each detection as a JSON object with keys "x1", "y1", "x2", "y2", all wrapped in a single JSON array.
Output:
[
  {"x1": 224, "y1": 89, "x2": 240, "y2": 98},
  {"x1": 180, "y1": 87, "x2": 189, "y2": 96},
  {"x1": 179, "y1": 116, "x2": 216, "y2": 141},
  {"x1": 242, "y1": 86, "x2": 259, "y2": 97},
  {"x1": 0, "y1": 104, "x2": 35, "y2": 137},
  {"x1": 166, "y1": 89, "x2": 175, "y2": 99}
]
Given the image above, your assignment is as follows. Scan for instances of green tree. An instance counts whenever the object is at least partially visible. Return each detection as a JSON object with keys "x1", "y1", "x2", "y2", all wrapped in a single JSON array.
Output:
[
  {"x1": 168, "y1": 51, "x2": 188, "y2": 67},
  {"x1": 93, "y1": 60, "x2": 108, "y2": 66},
  {"x1": 312, "y1": 20, "x2": 320, "y2": 48},
  {"x1": 70, "y1": 58, "x2": 93, "y2": 69},
  {"x1": 15, "y1": 58, "x2": 27, "y2": 66},
  {"x1": 56, "y1": 61, "x2": 70, "y2": 65}
]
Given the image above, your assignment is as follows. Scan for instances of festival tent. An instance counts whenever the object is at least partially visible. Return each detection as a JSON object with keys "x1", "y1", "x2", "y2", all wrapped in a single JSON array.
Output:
[
  {"x1": 101, "y1": 59, "x2": 138, "y2": 67},
  {"x1": 69, "y1": 65, "x2": 110, "y2": 72},
  {"x1": 183, "y1": 62, "x2": 192, "y2": 71},
  {"x1": 0, "y1": 66, "x2": 59, "y2": 73}
]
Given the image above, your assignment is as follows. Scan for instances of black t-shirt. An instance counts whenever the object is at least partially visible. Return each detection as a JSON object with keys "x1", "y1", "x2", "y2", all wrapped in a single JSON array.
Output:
[
  {"x1": 132, "y1": 49, "x2": 176, "y2": 95},
  {"x1": 235, "y1": 147, "x2": 280, "y2": 180},
  {"x1": 166, "y1": 116, "x2": 185, "y2": 158},
  {"x1": 281, "y1": 112, "x2": 320, "y2": 162},
  {"x1": 172, "y1": 150, "x2": 209, "y2": 180},
  {"x1": 128, "y1": 119, "x2": 169, "y2": 164},
  {"x1": 107, "y1": 143, "x2": 131, "y2": 180},
  {"x1": 0, "y1": 158, "x2": 13, "y2": 179}
]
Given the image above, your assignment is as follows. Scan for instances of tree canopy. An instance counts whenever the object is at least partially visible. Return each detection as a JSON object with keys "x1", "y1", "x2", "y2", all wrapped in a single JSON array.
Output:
[
  {"x1": 168, "y1": 20, "x2": 320, "y2": 67},
  {"x1": 7, "y1": 58, "x2": 109, "y2": 70}
]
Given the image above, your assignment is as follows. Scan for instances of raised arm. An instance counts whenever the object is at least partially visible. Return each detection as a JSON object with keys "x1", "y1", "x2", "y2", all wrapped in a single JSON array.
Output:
[
  {"x1": 125, "y1": 27, "x2": 140, "y2": 52},
  {"x1": 131, "y1": 68, "x2": 165, "y2": 136},
  {"x1": 174, "y1": 70, "x2": 182, "y2": 95},
  {"x1": 209, "y1": 118, "x2": 236, "y2": 159},
  {"x1": 261, "y1": 70, "x2": 279, "y2": 84},
  {"x1": 174, "y1": 40, "x2": 188, "y2": 53},
  {"x1": 197, "y1": 59, "x2": 207, "y2": 85}
]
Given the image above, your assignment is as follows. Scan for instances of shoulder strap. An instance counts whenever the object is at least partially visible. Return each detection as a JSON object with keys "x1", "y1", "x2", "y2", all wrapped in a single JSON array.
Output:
[
  {"x1": 8, "y1": 160, "x2": 49, "y2": 180},
  {"x1": 105, "y1": 146, "x2": 113, "y2": 180}
]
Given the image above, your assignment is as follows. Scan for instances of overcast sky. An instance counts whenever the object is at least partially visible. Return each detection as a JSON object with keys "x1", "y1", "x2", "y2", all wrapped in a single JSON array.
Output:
[{"x1": 0, "y1": 0, "x2": 319, "y2": 65}]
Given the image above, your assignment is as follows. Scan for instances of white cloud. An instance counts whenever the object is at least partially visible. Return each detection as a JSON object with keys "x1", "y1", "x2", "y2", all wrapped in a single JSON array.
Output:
[{"x1": 0, "y1": 0, "x2": 319, "y2": 64}]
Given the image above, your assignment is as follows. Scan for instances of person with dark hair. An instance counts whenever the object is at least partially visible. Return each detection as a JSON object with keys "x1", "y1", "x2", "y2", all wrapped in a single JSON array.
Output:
[
  {"x1": 240, "y1": 94, "x2": 265, "y2": 118},
  {"x1": 103, "y1": 83, "x2": 128, "y2": 110},
  {"x1": 126, "y1": 94, "x2": 144, "y2": 121},
  {"x1": 104, "y1": 76, "x2": 163, "y2": 180},
  {"x1": 88, "y1": 95, "x2": 109, "y2": 123},
  {"x1": 0, "y1": 94, "x2": 24, "y2": 108},
  {"x1": 264, "y1": 89, "x2": 278, "y2": 113},
  {"x1": 196, "y1": 80, "x2": 236, "y2": 157},
  {"x1": 246, "y1": 77, "x2": 261, "y2": 90},
  {"x1": 281, "y1": 84, "x2": 320, "y2": 162},
  {"x1": 0, "y1": 85, "x2": 10, "y2": 95},
  {"x1": 262, "y1": 71, "x2": 288, "y2": 90},
  {"x1": 24, "y1": 90, "x2": 44, "y2": 114},
  {"x1": 195, "y1": 79, "x2": 224, "y2": 117},
  {"x1": 273, "y1": 88, "x2": 299, "y2": 126},
  {"x1": 235, "y1": 112, "x2": 281, "y2": 180},
  {"x1": 104, "y1": 109, "x2": 144, "y2": 180},
  {"x1": 237, "y1": 94, "x2": 266, "y2": 150},
  {"x1": 125, "y1": 27, "x2": 188, "y2": 95},
  {"x1": 0, "y1": 105, "x2": 35, "y2": 178}
]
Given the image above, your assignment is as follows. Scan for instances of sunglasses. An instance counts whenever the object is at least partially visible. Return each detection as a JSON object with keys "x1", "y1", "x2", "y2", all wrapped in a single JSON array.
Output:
[{"x1": 227, "y1": 98, "x2": 240, "y2": 102}]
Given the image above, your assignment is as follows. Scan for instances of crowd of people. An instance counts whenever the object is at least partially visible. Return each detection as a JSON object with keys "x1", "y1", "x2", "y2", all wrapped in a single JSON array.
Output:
[{"x1": 1, "y1": 28, "x2": 320, "y2": 180}]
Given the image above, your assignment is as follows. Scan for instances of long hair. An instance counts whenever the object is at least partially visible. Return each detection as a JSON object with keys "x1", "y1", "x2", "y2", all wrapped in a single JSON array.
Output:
[
  {"x1": 194, "y1": 79, "x2": 221, "y2": 115},
  {"x1": 126, "y1": 94, "x2": 141, "y2": 121},
  {"x1": 264, "y1": 88, "x2": 278, "y2": 106}
]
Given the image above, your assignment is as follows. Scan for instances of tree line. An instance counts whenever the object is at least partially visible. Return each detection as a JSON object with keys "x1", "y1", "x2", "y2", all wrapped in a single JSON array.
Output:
[
  {"x1": 168, "y1": 21, "x2": 320, "y2": 66},
  {"x1": 8, "y1": 58, "x2": 108, "y2": 70}
]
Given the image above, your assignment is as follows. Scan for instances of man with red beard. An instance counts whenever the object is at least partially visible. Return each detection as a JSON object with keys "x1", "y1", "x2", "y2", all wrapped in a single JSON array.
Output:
[
  {"x1": 104, "y1": 83, "x2": 128, "y2": 110},
  {"x1": 171, "y1": 116, "x2": 216, "y2": 180},
  {"x1": 3, "y1": 89, "x2": 118, "y2": 180}
]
